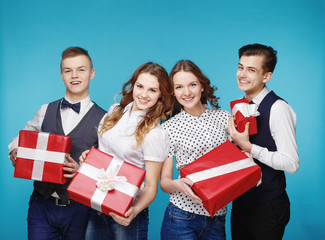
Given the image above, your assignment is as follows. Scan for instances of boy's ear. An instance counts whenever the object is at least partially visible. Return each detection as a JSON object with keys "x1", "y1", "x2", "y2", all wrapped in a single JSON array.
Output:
[
  {"x1": 263, "y1": 72, "x2": 272, "y2": 83},
  {"x1": 90, "y1": 68, "x2": 95, "y2": 80}
]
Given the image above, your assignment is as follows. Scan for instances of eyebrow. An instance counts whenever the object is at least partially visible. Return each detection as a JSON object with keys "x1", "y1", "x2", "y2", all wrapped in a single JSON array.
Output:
[
  {"x1": 174, "y1": 80, "x2": 199, "y2": 85},
  {"x1": 63, "y1": 65, "x2": 87, "y2": 69},
  {"x1": 136, "y1": 82, "x2": 159, "y2": 89},
  {"x1": 238, "y1": 63, "x2": 257, "y2": 70}
]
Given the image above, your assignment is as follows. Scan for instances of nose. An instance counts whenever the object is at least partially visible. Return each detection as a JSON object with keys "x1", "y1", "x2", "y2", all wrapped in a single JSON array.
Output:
[
  {"x1": 72, "y1": 70, "x2": 78, "y2": 78},
  {"x1": 141, "y1": 90, "x2": 148, "y2": 98},
  {"x1": 183, "y1": 87, "x2": 190, "y2": 96},
  {"x1": 238, "y1": 69, "x2": 246, "y2": 78}
]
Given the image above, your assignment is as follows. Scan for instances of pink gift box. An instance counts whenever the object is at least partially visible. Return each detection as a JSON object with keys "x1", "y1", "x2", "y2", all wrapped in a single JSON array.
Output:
[
  {"x1": 67, "y1": 147, "x2": 146, "y2": 216},
  {"x1": 180, "y1": 141, "x2": 261, "y2": 217},
  {"x1": 230, "y1": 98, "x2": 259, "y2": 135},
  {"x1": 14, "y1": 130, "x2": 72, "y2": 184}
]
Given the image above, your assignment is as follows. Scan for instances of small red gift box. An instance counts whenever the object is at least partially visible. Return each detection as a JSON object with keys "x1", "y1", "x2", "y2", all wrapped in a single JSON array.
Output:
[
  {"x1": 67, "y1": 147, "x2": 146, "y2": 216},
  {"x1": 230, "y1": 98, "x2": 259, "y2": 135},
  {"x1": 14, "y1": 130, "x2": 72, "y2": 184},
  {"x1": 180, "y1": 140, "x2": 261, "y2": 217}
]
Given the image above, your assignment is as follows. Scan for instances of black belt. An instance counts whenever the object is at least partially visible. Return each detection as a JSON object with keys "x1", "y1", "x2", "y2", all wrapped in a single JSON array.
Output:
[
  {"x1": 47, "y1": 196, "x2": 75, "y2": 206},
  {"x1": 33, "y1": 191, "x2": 75, "y2": 207}
]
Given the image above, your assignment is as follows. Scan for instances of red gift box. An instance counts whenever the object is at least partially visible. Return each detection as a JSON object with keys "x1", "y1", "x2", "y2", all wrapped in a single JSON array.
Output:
[
  {"x1": 180, "y1": 141, "x2": 261, "y2": 217},
  {"x1": 67, "y1": 147, "x2": 146, "y2": 216},
  {"x1": 14, "y1": 130, "x2": 72, "y2": 184},
  {"x1": 230, "y1": 98, "x2": 259, "y2": 135}
]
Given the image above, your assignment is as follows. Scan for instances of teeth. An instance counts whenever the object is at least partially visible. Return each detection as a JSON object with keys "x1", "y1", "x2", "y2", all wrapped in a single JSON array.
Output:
[
  {"x1": 139, "y1": 98, "x2": 148, "y2": 103},
  {"x1": 239, "y1": 80, "x2": 248, "y2": 83},
  {"x1": 71, "y1": 81, "x2": 80, "y2": 85}
]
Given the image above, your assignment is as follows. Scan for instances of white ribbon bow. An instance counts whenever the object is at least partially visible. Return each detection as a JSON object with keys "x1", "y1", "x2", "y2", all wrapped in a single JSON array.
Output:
[
  {"x1": 96, "y1": 168, "x2": 127, "y2": 192},
  {"x1": 232, "y1": 103, "x2": 260, "y2": 118}
]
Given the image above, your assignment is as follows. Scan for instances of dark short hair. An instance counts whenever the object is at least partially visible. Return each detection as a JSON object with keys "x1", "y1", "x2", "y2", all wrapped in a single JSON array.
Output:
[
  {"x1": 239, "y1": 43, "x2": 277, "y2": 73},
  {"x1": 60, "y1": 47, "x2": 93, "y2": 70}
]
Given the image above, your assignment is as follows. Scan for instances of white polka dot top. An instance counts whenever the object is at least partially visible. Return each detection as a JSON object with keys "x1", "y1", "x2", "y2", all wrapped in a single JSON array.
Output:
[{"x1": 162, "y1": 108, "x2": 230, "y2": 216}]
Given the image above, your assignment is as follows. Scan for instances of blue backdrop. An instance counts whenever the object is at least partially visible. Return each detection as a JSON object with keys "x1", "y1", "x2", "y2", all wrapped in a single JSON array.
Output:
[{"x1": 1, "y1": 0, "x2": 324, "y2": 239}]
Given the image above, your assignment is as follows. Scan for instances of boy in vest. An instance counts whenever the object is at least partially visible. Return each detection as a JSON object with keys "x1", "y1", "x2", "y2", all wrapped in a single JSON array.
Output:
[
  {"x1": 8, "y1": 47, "x2": 106, "y2": 240},
  {"x1": 228, "y1": 43, "x2": 299, "y2": 240}
]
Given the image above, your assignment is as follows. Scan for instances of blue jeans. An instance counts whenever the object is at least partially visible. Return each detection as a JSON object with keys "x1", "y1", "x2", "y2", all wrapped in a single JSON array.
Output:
[
  {"x1": 161, "y1": 203, "x2": 226, "y2": 240},
  {"x1": 27, "y1": 191, "x2": 90, "y2": 240},
  {"x1": 85, "y1": 208, "x2": 149, "y2": 240}
]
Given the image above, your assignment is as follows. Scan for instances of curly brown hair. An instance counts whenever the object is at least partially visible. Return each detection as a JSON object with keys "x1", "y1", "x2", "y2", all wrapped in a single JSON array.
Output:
[{"x1": 169, "y1": 60, "x2": 220, "y2": 116}]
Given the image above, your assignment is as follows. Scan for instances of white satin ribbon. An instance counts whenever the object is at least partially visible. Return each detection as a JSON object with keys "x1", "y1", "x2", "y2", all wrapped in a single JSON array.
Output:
[
  {"x1": 78, "y1": 159, "x2": 139, "y2": 212},
  {"x1": 232, "y1": 102, "x2": 260, "y2": 117},
  {"x1": 96, "y1": 168, "x2": 127, "y2": 192},
  {"x1": 16, "y1": 132, "x2": 66, "y2": 181},
  {"x1": 186, "y1": 158, "x2": 258, "y2": 183}
]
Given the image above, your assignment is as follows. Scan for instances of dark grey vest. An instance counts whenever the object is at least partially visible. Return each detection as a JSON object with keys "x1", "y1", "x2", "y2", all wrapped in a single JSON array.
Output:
[
  {"x1": 233, "y1": 91, "x2": 286, "y2": 208},
  {"x1": 33, "y1": 99, "x2": 106, "y2": 203}
]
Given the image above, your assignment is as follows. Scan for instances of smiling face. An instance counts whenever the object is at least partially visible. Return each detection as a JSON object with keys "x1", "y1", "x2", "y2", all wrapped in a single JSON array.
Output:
[
  {"x1": 132, "y1": 72, "x2": 161, "y2": 112},
  {"x1": 60, "y1": 55, "x2": 95, "y2": 102},
  {"x1": 173, "y1": 71, "x2": 205, "y2": 116},
  {"x1": 237, "y1": 55, "x2": 272, "y2": 101}
]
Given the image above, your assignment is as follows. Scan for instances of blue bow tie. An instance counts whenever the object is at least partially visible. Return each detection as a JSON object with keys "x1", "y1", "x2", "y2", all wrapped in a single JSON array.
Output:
[{"x1": 61, "y1": 99, "x2": 81, "y2": 113}]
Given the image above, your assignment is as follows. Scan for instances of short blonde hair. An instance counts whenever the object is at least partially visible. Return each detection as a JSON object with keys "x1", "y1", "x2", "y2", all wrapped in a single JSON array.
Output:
[{"x1": 60, "y1": 47, "x2": 93, "y2": 71}]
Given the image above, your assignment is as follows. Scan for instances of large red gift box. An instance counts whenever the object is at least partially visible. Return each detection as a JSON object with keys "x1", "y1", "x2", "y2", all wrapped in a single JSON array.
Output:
[
  {"x1": 230, "y1": 98, "x2": 259, "y2": 135},
  {"x1": 180, "y1": 140, "x2": 261, "y2": 217},
  {"x1": 67, "y1": 147, "x2": 146, "y2": 216},
  {"x1": 14, "y1": 130, "x2": 72, "y2": 184}
]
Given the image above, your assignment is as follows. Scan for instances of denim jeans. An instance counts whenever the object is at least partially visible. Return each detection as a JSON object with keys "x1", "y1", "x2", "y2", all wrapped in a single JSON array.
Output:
[
  {"x1": 161, "y1": 203, "x2": 226, "y2": 240},
  {"x1": 27, "y1": 191, "x2": 90, "y2": 240},
  {"x1": 85, "y1": 208, "x2": 149, "y2": 240}
]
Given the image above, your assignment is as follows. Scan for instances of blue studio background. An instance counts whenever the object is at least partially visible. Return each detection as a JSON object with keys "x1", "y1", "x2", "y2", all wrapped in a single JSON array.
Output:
[{"x1": 1, "y1": 0, "x2": 324, "y2": 239}]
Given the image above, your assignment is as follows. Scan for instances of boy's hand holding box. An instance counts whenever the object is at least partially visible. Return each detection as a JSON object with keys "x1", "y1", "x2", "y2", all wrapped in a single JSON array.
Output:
[
  {"x1": 14, "y1": 130, "x2": 72, "y2": 184},
  {"x1": 230, "y1": 98, "x2": 260, "y2": 135}
]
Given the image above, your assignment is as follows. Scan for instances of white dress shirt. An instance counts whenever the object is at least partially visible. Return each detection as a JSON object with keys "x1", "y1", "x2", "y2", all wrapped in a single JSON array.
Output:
[
  {"x1": 98, "y1": 102, "x2": 169, "y2": 169},
  {"x1": 8, "y1": 96, "x2": 94, "y2": 152},
  {"x1": 250, "y1": 87, "x2": 299, "y2": 174}
]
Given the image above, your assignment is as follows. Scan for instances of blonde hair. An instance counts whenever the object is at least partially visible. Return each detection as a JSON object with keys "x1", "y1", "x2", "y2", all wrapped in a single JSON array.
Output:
[{"x1": 100, "y1": 62, "x2": 172, "y2": 147}]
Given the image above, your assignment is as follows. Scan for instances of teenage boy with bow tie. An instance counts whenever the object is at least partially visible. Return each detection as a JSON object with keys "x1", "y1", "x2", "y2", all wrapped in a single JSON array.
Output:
[{"x1": 8, "y1": 47, "x2": 106, "y2": 240}]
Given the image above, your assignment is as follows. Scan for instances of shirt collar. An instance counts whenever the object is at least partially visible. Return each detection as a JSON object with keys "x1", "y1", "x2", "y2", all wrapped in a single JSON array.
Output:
[
  {"x1": 123, "y1": 101, "x2": 147, "y2": 116},
  {"x1": 63, "y1": 95, "x2": 91, "y2": 112},
  {"x1": 249, "y1": 86, "x2": 269, "y2": 107},
  {"x1": 180, "y1": 105, "x2": 208, "y2": 119}
]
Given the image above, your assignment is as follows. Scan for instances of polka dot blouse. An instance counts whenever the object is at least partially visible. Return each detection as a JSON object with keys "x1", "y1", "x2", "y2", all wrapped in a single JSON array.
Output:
[{"x1": 162, "y1": 108, "x2": 230, "y2": 216}]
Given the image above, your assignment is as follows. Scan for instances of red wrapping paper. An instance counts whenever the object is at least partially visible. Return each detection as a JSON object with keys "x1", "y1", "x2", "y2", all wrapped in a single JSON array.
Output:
[
  {"x1": 14, "y1": 130, "x2": 72, "y2": 184},
  {"x1": 230, "y1": 98, "x2": 258, "y2": 135},
  {"x1": 67, "y1": 147, "x2": 146, "y2": 216},
  {"x1": 180, "y1": 141, "x2": 261, "y2": 217}
]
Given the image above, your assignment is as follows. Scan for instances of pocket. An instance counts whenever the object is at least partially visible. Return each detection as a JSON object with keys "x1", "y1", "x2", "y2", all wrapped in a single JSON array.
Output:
[
  {"x1": 271, "y1": 192, "x2": 290, "y2": 226},
  {"x1": 28, "y1": 193, "x2": 38, "y2": 207},
  {"x1": 143, "y1": 208, "x2": 149, "y2": 222},
  {"x1": 215, "y1": 215, "x2": 226, "y2": 226},
  {"x1": 168, "y1": 204, "x2": 193, "y2": 221},
  {"x1": 137, "y1": 208, "x2": 149, "y2": 228}
]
